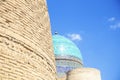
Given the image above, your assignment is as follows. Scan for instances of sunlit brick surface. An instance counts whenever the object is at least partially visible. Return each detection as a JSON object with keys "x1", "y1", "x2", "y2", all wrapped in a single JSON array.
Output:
[
  {"x1": 67, "y1": 68, "x2": 101, "y2": 80},
  {"x1": 0, "y1": 0, "x2": 56, "y2": 80}
]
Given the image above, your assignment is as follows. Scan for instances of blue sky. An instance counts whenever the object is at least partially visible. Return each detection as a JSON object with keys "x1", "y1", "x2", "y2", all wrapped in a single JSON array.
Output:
[{"x1": 47, "y1": 0, "x2": 120, "y2": 80}]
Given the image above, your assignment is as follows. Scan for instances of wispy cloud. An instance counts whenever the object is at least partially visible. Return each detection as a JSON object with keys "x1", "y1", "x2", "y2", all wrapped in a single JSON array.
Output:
[
  {"x1": 67, "y1": 33, "x2": 82, "y2": 41},
  {"x1": 108, "y1": 17, "x2": 116, "y2": 22},
  {"x1": 110, "y1": 22, "x2": 120, "y2": 29},
  {"x1": 108, "y1": 17, "x2": 120, "y2": 30}
]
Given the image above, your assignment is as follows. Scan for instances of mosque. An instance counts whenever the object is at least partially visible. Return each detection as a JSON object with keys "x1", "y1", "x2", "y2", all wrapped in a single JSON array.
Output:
[
  {"x1": 52, "y1": 34, "x2": 83, "y2": 77},
  {"x1": 0, "y1": 0, "x2": 101, "y2": 80},
  {"x1": 52, "y1": 34, "x2": 101, "y2": 80}
]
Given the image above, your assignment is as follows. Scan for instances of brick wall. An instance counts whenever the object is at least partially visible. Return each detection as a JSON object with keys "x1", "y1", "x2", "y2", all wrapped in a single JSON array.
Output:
[
  {"x1": 0, "y1": 0, "x2": 56, "y2": 80},
  {"x1": 66, "y1": 68, "x2": 101, "y2": 80}
]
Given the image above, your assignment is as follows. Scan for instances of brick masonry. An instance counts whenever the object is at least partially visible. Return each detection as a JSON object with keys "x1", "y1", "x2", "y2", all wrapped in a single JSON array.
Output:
[
  {"x1": 0, "y1": 0, "x2": 56, "y2": 80},
  {"x1": 66, "y1": 68, "x2": 101, "y2": 80}
]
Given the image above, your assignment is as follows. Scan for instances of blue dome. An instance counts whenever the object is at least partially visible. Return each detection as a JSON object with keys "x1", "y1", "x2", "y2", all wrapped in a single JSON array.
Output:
[{"x1": 52, "y1": 35, "x2": 83, "y2": 61}]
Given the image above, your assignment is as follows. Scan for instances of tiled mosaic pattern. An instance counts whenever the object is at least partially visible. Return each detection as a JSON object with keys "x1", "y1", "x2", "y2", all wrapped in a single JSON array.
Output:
[{"x1": 52, "y1": 35, "x2": 83, "y2": 78}]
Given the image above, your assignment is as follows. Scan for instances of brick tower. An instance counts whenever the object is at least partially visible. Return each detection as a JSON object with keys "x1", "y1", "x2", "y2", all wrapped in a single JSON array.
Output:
[{"x1": 0, "y1": 0, "x2": 56, "y2": 80}]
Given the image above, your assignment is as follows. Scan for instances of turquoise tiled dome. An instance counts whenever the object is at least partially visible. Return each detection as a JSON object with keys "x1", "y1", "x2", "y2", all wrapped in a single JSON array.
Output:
[
  {"x1": 52, "y1": 35, "x2": 83, "y2": 61},
  {"x1": 52, "y1": 34, "x2": 83, "y2": 78}
]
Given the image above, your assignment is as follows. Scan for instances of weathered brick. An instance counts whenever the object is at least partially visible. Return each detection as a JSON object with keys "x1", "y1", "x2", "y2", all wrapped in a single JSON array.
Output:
[{"x1": 0, "y1": 0, "x2": 56, "y2": 80}]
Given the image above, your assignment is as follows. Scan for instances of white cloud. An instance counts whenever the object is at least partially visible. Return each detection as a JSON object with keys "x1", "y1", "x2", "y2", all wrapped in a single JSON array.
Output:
[
  {"x1": 110, "y1": 22, "x2": 120, "y2": 29},
  {"x1": 67, "y1": 33, "x2": 82, "y2": 41},
  {"x1": 107, "y1": 17, "x2": 120, "y2": 30},
  {"x1": 108, "y1": 17, "x2": 116, "y2": 22}
]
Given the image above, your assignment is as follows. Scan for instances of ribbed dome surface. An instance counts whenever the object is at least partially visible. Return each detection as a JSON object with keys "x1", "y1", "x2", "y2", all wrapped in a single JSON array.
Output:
[{"x1": 52, "y1": 35, "x2": 83, "y2": 60}]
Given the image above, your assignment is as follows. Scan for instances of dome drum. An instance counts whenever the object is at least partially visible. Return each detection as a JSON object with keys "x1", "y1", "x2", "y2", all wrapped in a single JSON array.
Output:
[{"x1": 55, "y1": 54, "x2": 83, "y2": 65}]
